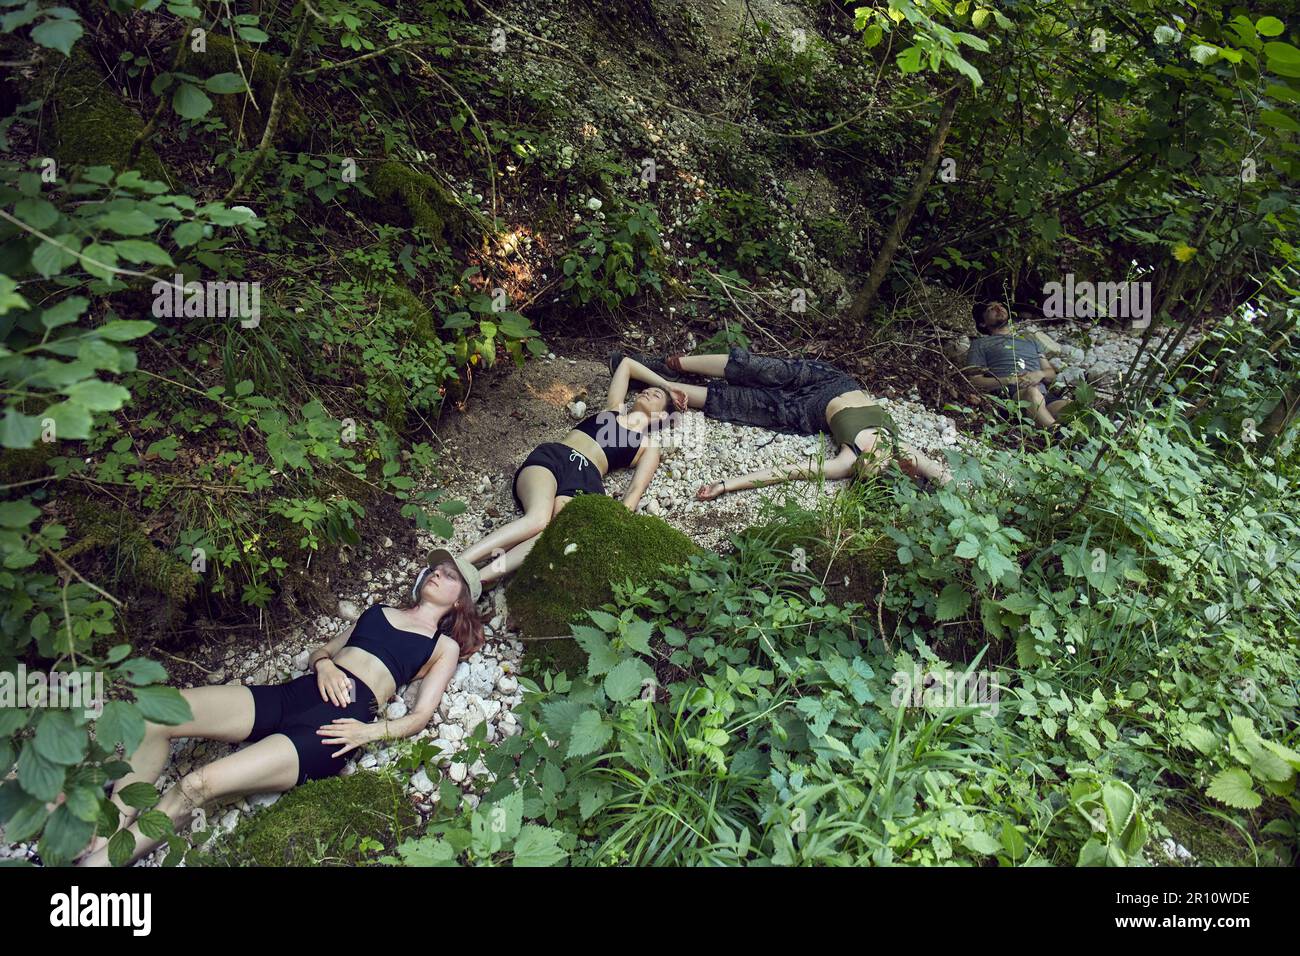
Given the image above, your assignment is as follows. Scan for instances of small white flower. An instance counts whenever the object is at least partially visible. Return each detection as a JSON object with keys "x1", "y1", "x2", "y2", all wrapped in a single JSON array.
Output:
[
  {"x1": 586, "y1": 197, "x2": 603, "y2": 211},
  {"x1": 1066, "y1": 644, "x2": 1077, "y2": 655}
]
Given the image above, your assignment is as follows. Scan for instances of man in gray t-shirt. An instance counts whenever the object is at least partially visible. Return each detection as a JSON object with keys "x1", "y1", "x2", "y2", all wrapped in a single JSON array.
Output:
[
  {"x1": 966, "y1": 333, "x2": 1046, "y2": 378},
  {"x1": 961, "y1": 302, "x2": 1069, "y2": 429}
]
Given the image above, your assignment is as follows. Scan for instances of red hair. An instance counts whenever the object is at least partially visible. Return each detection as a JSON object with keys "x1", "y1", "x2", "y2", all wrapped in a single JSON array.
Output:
[{"x1": 443, "y1": 577, "x2": 485, "y2": 660}]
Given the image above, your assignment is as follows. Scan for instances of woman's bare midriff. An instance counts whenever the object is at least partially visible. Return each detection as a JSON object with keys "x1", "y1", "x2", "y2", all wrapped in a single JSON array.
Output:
[
  {"x1": 557, "y1": 412, "x2": 648, "y2": 473},
  {"x1": 329, "y1": 647, "x2": 398, "y2": 704}
]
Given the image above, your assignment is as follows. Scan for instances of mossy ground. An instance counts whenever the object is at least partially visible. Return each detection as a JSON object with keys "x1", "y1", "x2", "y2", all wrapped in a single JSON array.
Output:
[
  {"x1": 47, "y1": 48, "x2": 167, "y2": 181},
  {"x1": 181, "y1": 33, "x2": 308, "y2": 147},
  {"x1": 506, "y1": 493, "x2": 699, "y2": 640},
  {"x1": 368, "y1": 160, "x2": 460, "y2": 240},
  {"x1": 194, "y1": 771, "x2": 419, "y2": 867},
  {"x1": 61, "y1": 496, "x2": 196, "y2": 612}
]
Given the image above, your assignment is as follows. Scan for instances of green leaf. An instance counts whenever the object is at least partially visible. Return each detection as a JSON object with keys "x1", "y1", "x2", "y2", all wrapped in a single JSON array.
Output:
[
  {"x1": 34, "y1": 711, "x2": 88, "y2": 765},
  {"x1": 40, "y1": 295, "x2": 89, "y2": 330},
  {"x1": 204, "y1": 72, "x2": 248, "y2": 94},
  {"x1": 603, "y1": 658, "x2": 650, "y2": 703},
  {"x1": 63, "y1": 380, "x2": 130, "y2": 412},
  {"x1": 935, "y1": 582, "x2": 971, "y2": 621},
  {"x1": 173, "y1": 221, "x2": 205, "y2": 247},
  {"x1": 31, "y1": 235, "x2": 79, "y2": 277},
  {"x1": 565, "y1": 710, "x2": 612, "y2": 759},
  {"x1": 113, "y1": 240, "x2": 174, "y2": 266},
  {"x1": 97, "y1": 319, "x2": 156, "y2": 341},
  {"x1": 1181, "y1": 724, "x2": 1219, "y2": 755},
  {"x1": 961, "y1": 828, "x2": 1001, "y2": 855},
  {"x1": 137, "y1": 809, "x2": 173, "y2": 840},
  {"x1": 0, "y1": 499, "x2": 41, "y2": 527},
  {"x1": 1206, "y1": 768, "x2": 1262, "y2": 809},
  {"x1": 133, "y1": 685, "x2": 192, "y2": 724},
  {"x1": 511, "y1": 824, "x2": 566, "y2": 867},
  {"x1": 620, "y1": 619, "x2": 654, "y2": 655},
  {"x1": 1256, "y1": 17, "x2": 1285, "y2": 38},
  {"x1": 30, "y1": 18, "x2": 83, "y2": 56},
  {"x1": 39, "y1": 805, "x2": 94, "y2": 864},
  {"x1": 96, "y1": 701, "x2": 146, "y2": 756},
  {"x1": 397, "y1": 835, "x2": 458, "y2": 866},
  {"x1": 64, "y1": 786, "x2": 101, "y2": 824},
  {"x1": 15, "y1": 197, "x2": 59, "y2": 230},
  {"x1": 17, "y1": 745, "x2": 64, "y2": 802},
  {"x1": 117, "y1": 781, "x2": 159, "y2": 811},
  {"x1": 1101, "y1": 781, "x2": 1137, "y2": 835},
  {"x1": 897, "y1": 44, "x2": 923, "y2": 73},
  {"x1": 98, "y1": 209, "x2": 158, "y2": 236},
  {"x1": 107, "y1": 829, "x2": 136, "y2": 867},
  {"x1": 172, "y1": 82, "x2": 213, "y2": 120}
]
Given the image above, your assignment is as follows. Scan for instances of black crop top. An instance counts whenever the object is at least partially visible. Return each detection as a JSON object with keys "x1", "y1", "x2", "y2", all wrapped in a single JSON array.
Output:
[
  {"x1": 344, "y1": 605, "x2": 443, "y2": 688},
  {"x1": 573, "y1": 410, "x2": 643, "y2": 470}
]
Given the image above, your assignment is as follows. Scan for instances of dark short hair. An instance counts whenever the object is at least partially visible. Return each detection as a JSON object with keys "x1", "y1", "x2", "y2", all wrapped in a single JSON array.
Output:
[{"x1": 975, "y1": 301, "x2": 1008, "y2": 334}]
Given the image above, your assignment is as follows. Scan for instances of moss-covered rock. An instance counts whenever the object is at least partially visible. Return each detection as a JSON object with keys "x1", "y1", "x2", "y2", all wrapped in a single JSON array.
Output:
[
  {"x1": 506, "y1": 494, "x2": 700, "y2": 639},
  {"x1": 368, "y1": 160, "x2": 461, "y2": 241},
  {"x1": 61, "y1": 496, "x2": 196, "y2": 606},
  {"x1": 195, "y1": 771, "x2": 419, "y2": 867},
  {"x1": 46, "y1": 48, "x2": 167, "y2": 181},
  {"x1": 180, "y1": 33, "x2": 308, "y2": 148}
]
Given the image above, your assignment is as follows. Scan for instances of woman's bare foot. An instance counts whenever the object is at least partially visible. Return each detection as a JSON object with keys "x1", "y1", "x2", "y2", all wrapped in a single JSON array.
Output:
[{"x1": 696, "y1": 482, "x2": 726, "y2": 501}]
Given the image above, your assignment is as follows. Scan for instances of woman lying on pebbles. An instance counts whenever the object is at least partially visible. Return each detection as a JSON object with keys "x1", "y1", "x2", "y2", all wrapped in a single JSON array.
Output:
[
  {"x1": 610, "y1": 348, "x2": 951, "y2": 498},
  {"x1": 76, "y1": 552, "x2": 482, "y2": 867},
  {"x1": 458, "y1": 356, "x2": 678, "y2": 587}
]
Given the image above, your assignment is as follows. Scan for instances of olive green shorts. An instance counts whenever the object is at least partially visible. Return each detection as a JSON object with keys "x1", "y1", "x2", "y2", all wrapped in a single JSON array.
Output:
[{"x1": 828, "y1": 404, "x2": 899, "y2": 457}]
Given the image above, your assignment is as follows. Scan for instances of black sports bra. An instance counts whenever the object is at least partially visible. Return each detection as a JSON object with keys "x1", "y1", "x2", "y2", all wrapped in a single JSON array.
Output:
[
  {"x1": 344, "y1": 605, "x2": 444, "y2": 688},
  {"x1": 573, "y1": 410, "x2": 643, "y2": 470}
]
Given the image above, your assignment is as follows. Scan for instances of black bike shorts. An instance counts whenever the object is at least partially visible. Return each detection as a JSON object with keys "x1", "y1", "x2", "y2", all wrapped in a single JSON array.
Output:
[
  {"x1": 511, "y1": 441, "x2": 606, "y2": 512},
  {"x1": 245, "y1": 665, "x2": 378, "y2": 785}
]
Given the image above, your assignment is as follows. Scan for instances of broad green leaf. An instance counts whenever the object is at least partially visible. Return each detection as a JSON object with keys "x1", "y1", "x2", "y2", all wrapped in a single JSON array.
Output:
[
  {"x1": 133, "y1": 684, "x2": 192, "y2": 724},
  {"x1": 30, "y1": 18, "x2": 83, "y2": 55},
  {"x1": 511, "y1": 824, "x2": 566, "y2": 867},
  {"x1": 1206, "y1": 768, "x2": 1261, "y2": 809},
  {"x1": 172, "y1": 82, "x2": 213, "y2": 120},
  {"x1": 204, "y1": 72, "x2": 247, "y2": 94},
  {"x1": 565, "y1": 710, "x2": 612, "y2": 759}
]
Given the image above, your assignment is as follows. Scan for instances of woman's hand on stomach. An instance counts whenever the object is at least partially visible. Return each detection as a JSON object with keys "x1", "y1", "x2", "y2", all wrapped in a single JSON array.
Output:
[{"x1": 331, "y1": 648, "x2": 395, "y2": 705}]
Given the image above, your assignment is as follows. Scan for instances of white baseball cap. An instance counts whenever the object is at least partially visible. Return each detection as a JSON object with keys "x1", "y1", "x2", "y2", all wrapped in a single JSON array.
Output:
[{"x1": 413, "y1": 548, "x2": 482, "y2": 604}]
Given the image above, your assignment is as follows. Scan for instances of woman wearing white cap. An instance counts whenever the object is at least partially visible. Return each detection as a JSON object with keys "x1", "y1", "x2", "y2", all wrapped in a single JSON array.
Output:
[{"x1": 77, "y1": 550, "x2": 482, "y2": 867}]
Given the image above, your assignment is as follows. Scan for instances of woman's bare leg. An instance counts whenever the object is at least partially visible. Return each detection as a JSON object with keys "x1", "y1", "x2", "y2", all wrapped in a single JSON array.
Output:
[
  {"x1": 480, "y1": 495, "x2": 575, "y2": 586},
  {"x1": 675, "y1": 354, "x2": 729, "y2": 378},
  {"x1": 76, "y1": 684, "x2": 258, "y2": 861},
  {"x1": 461, "y1": 466, "x2": 556, "y2": 566},
  {"x1": 79, "y1": 734, "x2": 299, "y2": 867}
]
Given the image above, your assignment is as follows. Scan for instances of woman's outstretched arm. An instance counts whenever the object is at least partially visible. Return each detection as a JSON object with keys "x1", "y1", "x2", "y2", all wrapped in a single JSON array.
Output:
[
  {"x1": 622, "y1": 446, "x2": 661, "y2": 511},
  {"x1": 696, "y1": 446, "x2": 858, "y2": 500}
]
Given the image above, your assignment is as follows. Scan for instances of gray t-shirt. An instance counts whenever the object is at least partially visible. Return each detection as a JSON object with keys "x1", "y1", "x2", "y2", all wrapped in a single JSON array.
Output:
[{"x1": 965, "y1": 334, "x2": 1045, "y2": 378}]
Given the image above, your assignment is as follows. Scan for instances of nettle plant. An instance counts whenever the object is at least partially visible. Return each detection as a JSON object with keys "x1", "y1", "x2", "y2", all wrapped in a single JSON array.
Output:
[
  {"x1": 389, "y1": 524, "x2": 1150, "y2": 867},
  {"x1": 560, "y1": 201, "x2": 664, "y2": 311}
]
